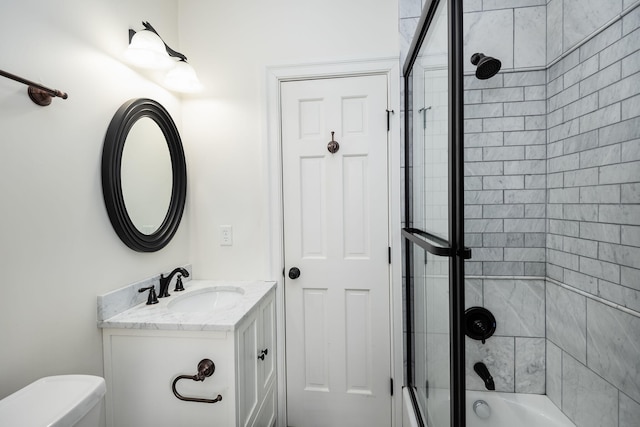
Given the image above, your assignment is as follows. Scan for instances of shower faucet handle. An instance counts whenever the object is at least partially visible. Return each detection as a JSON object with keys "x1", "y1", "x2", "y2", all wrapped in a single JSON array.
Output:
[
  {"x1": 472, "y1": 319, "x2": 488, "y2": 335},
  {"x1": 465, "y1": 307, "x2": 496, "y2": 344}
]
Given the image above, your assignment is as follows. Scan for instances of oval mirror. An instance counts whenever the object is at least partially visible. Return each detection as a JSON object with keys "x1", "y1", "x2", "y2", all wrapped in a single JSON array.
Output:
[{"x1": 102, "y1": 98, "x2": 187, "y2": 252}]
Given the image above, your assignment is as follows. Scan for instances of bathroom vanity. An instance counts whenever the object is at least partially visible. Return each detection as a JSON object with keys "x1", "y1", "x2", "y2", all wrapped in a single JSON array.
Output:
[{"x1": 99, "y1": 280, "x2": 276, "y2": 427}]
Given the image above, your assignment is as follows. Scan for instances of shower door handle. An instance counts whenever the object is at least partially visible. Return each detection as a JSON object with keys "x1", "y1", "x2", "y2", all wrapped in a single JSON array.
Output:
[
  {"x1": 288, "y1": 267, "x2": 301, "y2": 279},
  {"x1": 401, "y1": 228, "x2": 472, "y2": 259}
]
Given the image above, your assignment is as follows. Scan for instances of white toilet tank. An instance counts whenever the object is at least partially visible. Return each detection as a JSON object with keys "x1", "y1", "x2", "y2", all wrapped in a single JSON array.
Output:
[{"x1": 0, "y1": 375, "x2": 106, "y2": 427}]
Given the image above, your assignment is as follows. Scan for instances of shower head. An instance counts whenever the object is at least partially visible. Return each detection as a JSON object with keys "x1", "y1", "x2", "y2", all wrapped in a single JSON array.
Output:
[{"x1": 470, "y1": 53, "x2": 501, "y2": 80}]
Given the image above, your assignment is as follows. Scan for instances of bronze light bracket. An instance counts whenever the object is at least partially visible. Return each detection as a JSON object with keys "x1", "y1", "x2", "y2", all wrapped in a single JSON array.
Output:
[{"x1": 0, "y1": 69, "x2": 68, "y2": 106}]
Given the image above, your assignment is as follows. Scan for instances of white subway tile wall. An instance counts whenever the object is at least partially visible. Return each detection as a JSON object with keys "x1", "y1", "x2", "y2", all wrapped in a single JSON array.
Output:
[
  {"x1": 464, "y1": 68, "x2": 548, "y2": 277},
  {"x1": 401, "y1": 2, "x2": 640, "y2": 425}
]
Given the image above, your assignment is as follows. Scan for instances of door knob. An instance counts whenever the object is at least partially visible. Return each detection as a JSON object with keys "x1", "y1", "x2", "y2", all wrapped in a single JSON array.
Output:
[{"x1": 288, "y1": 267, "x2": 301, "y2": 279}]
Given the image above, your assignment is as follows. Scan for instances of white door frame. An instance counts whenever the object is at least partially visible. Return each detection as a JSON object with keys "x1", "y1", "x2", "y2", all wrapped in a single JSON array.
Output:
[{"x1": 264, "y1": 58, "x2": 403, "y2": 427}]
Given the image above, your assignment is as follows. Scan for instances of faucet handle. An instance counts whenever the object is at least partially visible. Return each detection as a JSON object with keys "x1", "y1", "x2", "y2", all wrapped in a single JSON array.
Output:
[
  {"x1": 138, "y1": 286, "x2": 159, "y2": 305},
  {"x1": 174, "y1": 275, "x2": 185, "y2": 292}
]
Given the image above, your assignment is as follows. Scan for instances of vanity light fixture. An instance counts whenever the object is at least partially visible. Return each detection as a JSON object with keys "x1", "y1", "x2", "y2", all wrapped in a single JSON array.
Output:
[
  {"x1": 124, "y1": 21, "x2": 202, "y2": 93},
  {"x1": 163, "y1": 60, "x2": 203, "y2": 93},
  {"x1": 123, "y1": 24, "x2": 174, "y2": 70}
]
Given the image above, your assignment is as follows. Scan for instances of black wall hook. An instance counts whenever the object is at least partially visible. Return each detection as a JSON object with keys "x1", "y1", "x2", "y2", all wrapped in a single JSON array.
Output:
[{"x1": 327, "y1": 131, "x2": 340, "y2": 154}]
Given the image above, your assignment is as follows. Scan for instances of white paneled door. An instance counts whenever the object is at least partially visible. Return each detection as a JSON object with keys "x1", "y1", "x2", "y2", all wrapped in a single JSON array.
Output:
[{"x1": 281, "y1": 75, "x2": 391, "y2": 427}]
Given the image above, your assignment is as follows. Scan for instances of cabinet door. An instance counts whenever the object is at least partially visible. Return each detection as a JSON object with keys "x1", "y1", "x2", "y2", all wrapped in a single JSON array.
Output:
[
  {"x1": 252, "y1": 382, "x2": 276, "y2": 427},
  {"x1": 258, "y1": 293, "x2": 276, "y2": 395},
  {"x1": 104, "y1": 331, "x2": 233, "y2": 427},
  {"x1": 237, "y1": 312, "x2": 259, "y2": 427}
]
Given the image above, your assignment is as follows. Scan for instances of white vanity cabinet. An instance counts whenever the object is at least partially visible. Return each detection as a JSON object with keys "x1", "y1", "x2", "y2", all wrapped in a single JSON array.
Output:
[
  {"x1": 237, "y1": 290, "x2": 276, "y2": 427},
  {"x1": 102, "y1": 288, "x2": 275, "y2": 427}
]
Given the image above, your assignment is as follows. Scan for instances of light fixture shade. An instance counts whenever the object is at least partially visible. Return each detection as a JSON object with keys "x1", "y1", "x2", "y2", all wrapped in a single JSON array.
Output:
[
  {"x1": 124, "y1": 30, "x2": 174, "y2": 70},
  {"x1": 163, "y1": 61, "x2": 203, "y2": 93}
]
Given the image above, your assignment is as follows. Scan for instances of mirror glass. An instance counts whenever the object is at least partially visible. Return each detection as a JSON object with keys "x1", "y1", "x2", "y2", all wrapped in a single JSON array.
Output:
[{"x1": 121, "y1": 117, "x2": 172, "y2": 235}]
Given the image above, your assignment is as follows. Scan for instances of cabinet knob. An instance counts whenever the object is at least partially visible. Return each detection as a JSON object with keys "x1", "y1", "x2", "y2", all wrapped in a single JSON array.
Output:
[
  {"x1": 288, "y1": 267, "x2": 300, "y2": 280},
  {"x1": 258, "y1": 349, "x2": 269, "y2": 361}
]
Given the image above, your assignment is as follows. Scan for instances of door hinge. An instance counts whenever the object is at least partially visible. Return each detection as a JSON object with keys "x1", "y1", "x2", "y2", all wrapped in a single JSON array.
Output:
[
  {"x1": 390, "y1": 377, "x2": 394, "y2": 396},
  {"x1": 388, "y1": 247, "x2": 391, "y2": 264},
  {"x1": 386, "y1": 109, "x2": 394, "y2": 131}
]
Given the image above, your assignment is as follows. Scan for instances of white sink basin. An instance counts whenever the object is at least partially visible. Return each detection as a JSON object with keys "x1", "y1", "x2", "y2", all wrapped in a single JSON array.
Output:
[{"x1": 168, "y1": 286, "x2": 245, "y2": 313}]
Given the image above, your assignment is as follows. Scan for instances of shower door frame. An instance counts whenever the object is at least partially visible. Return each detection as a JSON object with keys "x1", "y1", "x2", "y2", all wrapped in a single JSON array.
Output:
[{"x1": 402, "y1": 0, "x2": 466, "y2": 426}]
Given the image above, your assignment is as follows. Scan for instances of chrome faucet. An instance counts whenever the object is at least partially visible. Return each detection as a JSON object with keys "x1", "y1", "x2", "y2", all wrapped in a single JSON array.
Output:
[
  {"x1": 474, "y1": 362, "x2": 495, "y2": 390},
  {"x1": 159, "y1": 267, "x2": 190, "y2": 298}
]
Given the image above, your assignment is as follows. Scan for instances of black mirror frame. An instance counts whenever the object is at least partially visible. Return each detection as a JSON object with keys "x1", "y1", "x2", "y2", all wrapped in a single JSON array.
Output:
[{"x1": 102, "y1": 98, "x2": 187, "y2": 252}]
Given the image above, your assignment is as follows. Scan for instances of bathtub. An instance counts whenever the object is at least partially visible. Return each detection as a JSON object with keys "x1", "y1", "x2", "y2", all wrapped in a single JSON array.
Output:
[
  {"x1": 466, "y1": 390, "x2": 575, "y2": 427},
  {"x1": 403, "y1": 388, "x2": 576, "y2": 427}
]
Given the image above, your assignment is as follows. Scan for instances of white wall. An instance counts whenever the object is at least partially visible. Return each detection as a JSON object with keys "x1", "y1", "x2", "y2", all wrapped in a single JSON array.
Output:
[
  {"x1": 0, "y1": 0, "x2": 400, "y2": 403},
  {"x1": 0, "y1": 0, "x2": 189, "y2": 398},
  {"x1": 179, "y1": 0, "x2": 400, "y2": 279}
]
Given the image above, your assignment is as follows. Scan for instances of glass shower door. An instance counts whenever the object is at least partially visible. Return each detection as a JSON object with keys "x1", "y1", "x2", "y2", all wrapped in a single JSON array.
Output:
[
  {"x1": 411, "y1": 48, "x2": 452, "y2": 427},
  {"x1": 403, "y1": 0, "x2": 467, "y2": 426},
  {"x1": 411, "y1": 246, "x2": 451, "y2": 427}
]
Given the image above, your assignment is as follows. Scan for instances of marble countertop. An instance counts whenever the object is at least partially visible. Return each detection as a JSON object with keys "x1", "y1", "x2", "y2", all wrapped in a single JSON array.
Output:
[{"x1": 98, "y1": 280, "x2": 276, "y2": 332}]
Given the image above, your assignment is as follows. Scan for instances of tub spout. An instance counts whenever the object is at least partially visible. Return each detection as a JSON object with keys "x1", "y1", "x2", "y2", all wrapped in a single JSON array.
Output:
[{"x1": 474, "y1": 362, "x2": 495, "y2": 391}]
